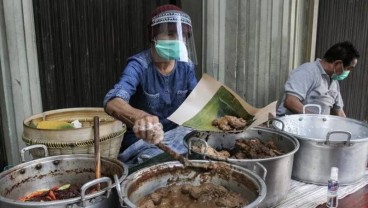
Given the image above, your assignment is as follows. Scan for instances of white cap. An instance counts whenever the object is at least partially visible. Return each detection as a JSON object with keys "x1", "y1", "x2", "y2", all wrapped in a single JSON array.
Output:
[{"x1": 330, "y1": 167, "x2": 338, "y2": 181}]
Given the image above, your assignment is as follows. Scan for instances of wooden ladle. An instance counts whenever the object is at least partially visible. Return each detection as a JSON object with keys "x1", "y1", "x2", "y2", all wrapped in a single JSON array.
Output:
[
  {"x1": 93, "y1": 116, "x2": 101, "y2": 190},
  {"x1": 115, "y1": 114, "x2": 195, "y2": 167},
  {"x1": 112, "y1": 114, "x2": 219, "y2": 169}
]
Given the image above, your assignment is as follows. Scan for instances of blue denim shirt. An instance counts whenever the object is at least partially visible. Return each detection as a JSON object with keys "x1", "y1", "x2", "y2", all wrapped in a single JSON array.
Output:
[{"x1": 104, "y1": 49, "x2": 197, "y2": 150}]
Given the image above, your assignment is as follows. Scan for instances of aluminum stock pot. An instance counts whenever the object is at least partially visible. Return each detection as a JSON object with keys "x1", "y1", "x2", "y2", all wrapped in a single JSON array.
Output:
[
  {"x1": 272, "y1": 114, "x2": 368, "y2": 185},
  {"x1": 184, "y1": 127, "x2": 299, "y2": 208},
  {"x1": 121, "y1": 160, "x2": 267, "y2": 208},
  {"x1": 0, "y1": 145, "x2": 128, "y2": 208}
]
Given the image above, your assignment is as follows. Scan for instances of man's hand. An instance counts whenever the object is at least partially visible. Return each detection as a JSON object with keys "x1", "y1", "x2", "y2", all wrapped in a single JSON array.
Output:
[
  {"x1": 331, "y1": 109, "x2": 346, "y2": 117},
  {"x1": 133, "y1": 115, "x2": 164, "y2": 144}
]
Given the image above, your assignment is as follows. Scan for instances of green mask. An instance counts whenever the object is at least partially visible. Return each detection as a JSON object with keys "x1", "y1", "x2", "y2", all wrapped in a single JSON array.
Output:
[
  {"x1": 331, "y1": 70, "x2": 350, "y2": 81},
  {"x1": 155, "y1": 40, "x2": 188, "y2": 61}
]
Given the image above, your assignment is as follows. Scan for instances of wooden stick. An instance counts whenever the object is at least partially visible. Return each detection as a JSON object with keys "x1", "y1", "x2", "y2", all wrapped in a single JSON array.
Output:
[
  {"x1": 93, "y1": 116, "x2": 101, "y2": 190},
  {"x1": 155, "y1": 142, "x2": 190, "y2": 166}
]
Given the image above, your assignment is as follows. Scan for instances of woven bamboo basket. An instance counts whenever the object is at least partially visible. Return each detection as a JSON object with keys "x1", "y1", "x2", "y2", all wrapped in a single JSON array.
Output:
[{"x1": 22, "y1": 107, "x2": 126, "y2": 159}]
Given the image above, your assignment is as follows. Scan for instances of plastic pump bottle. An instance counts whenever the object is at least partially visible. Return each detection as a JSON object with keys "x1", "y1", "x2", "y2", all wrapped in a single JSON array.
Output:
[{"x1": 327, "y1": 167, "x2": 339, "y2": 208}]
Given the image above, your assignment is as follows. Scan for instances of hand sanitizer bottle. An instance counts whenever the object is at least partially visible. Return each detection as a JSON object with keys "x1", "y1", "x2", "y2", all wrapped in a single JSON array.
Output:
[{"x1": 327, "y1": 167, "x2": 339, "y2": 208}]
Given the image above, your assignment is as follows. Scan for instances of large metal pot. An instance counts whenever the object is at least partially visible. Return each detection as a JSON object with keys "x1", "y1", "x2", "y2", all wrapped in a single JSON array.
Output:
[
  {"x1": 184, "y1": 127, "x2": 299, "y2": 208},
  {"x1": 272, "y1": 114, "x2": 368, "y2": 185},
  {"x1": 0, "y1": 145, "x2": 128, "y2": 208},
  {"x1": 121, "y1": 160, "x2": 267, "y2": 208}
]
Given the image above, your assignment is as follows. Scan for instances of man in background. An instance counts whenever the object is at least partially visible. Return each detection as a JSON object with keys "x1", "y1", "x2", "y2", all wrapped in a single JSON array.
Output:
[{"x1": 277, "y1": 41, "x2": 360, "y2": 117}]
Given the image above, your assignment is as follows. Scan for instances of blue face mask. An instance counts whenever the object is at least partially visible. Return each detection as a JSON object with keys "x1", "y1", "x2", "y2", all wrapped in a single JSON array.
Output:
[
  {"x1": 331, "y1": 65, "x2": 350, "y2": 81},
  {"x1": 155, "y1": 40, "x2": 188, "y2": 61}
]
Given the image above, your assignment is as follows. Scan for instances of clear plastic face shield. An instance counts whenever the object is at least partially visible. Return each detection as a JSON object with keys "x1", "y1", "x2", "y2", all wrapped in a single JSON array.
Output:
[{"x1": 151, "y1": 10, "x2": 197, "y2": 64}]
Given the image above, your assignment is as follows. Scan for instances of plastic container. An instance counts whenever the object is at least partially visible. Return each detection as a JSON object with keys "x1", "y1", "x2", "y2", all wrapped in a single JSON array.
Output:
[{"x1": 327, "y1": 167, "x2": 339, "y2": 208}]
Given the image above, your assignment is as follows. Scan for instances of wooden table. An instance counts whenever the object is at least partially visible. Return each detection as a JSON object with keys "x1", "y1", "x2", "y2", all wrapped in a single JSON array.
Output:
[{"x1": 316, "y1": 183, "x2": 368, "y2": 208}]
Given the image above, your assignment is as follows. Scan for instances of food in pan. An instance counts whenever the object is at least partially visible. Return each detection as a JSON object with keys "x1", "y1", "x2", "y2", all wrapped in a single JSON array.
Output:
[
  {"x1": 18, "y1": 183, "x2": 96, "y2": 202},
  {"x1": 211, "y1": 115, "x2": 247, "y2": 131},
  {"x1": 191, "y1": 145, "x2": 231, "y2": 158},
  {"x1": 231, "y1": 138, "x2": 283, "y2": 159},
  {"x1": 137, "y1": 183, "x2": 247, "y2": 208},
  {"x1": 192, "y1": 138, "x2": 283, "y2": 159}
]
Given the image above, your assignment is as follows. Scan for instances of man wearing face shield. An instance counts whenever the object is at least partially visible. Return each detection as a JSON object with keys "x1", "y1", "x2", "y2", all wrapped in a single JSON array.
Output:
[
  {"x1": 277, "y1": 41, "x2": 360, "y2": 117},
  {"x1": 103, "y1": 5, "x2": 197, "y2": 166}
]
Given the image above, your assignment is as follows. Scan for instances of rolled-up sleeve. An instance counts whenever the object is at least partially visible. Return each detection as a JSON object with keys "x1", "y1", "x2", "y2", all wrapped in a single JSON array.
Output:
[
  {"x1": 103, "y1": 60, "x2": 142, "y2": 107},
  {"x1": 284, "y1": 67, "x2": 317, "y2": 102}
]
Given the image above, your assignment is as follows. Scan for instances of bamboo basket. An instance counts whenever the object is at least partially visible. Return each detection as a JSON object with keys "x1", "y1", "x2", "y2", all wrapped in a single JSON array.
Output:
[{"x1": 22, "y1": 107, "x2": 126, "y2": 159}]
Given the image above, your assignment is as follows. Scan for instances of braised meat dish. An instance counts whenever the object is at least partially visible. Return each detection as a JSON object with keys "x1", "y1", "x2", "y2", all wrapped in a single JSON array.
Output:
[
  {"x1": 192, "y1": 138, "x2": 283, "y2": 159},
  {"x1": 231, "y1": 138, "x2": 283, "y2": 159},
  {"x1": 212, "y1": 115, "x2": 247, "y2": 131},
  {"x1": 137, "y1": 183, "x2": 247, "y2": 208}
]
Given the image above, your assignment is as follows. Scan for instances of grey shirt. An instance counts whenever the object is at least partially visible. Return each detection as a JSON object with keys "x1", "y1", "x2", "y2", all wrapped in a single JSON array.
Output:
[{"x1": 277, "y1": 60, "x2": 344, "y2": 116}]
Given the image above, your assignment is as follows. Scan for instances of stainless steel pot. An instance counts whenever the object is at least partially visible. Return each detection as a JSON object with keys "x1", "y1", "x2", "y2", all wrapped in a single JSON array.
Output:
[
  {"x1": 184, "y1": 127, "x2": 299, "y2": 208},
  {"x1": 0, "y1": 145, "x2": 128, "y2": 208},
  {"x1": 272, "y1": 114, "x2": 368, "y2": 185},
  {"x1": 121, "y1": 160, "x2": 267, "y2": 208}
]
